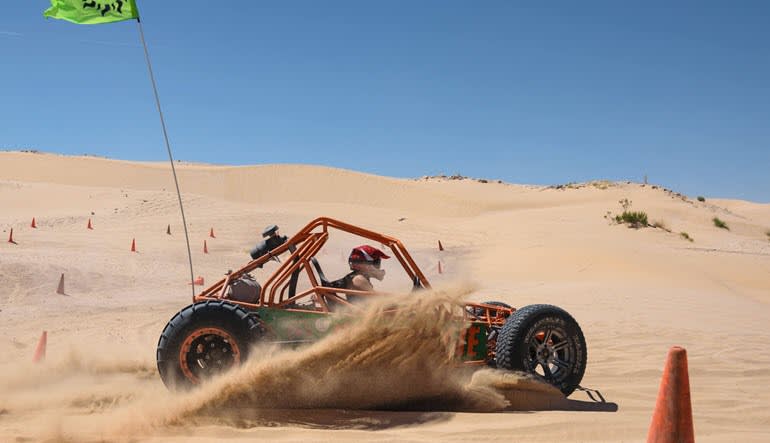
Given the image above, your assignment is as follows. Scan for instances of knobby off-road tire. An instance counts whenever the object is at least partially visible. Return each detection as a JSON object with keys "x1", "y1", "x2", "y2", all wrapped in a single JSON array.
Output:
[
  {"x1": 495, "y1": 304, "x2": 587, "y2": 396},
  {"x1": 156, "y1": 300, "x2": 262, "y2": 391}
]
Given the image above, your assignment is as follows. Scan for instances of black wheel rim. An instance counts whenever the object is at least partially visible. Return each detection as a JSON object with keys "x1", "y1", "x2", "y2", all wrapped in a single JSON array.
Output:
[
  {"x1": 181, "y1": 328, "x2": 240, "y2": 382},
  {"x1": 525, "y1": 326, "x2": 575, "y2": 386}
]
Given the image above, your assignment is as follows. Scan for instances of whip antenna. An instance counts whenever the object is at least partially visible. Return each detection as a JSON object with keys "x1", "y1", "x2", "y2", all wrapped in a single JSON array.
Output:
[{"x1": 136, "y1": 17, "x2": 196, "y2": 298}]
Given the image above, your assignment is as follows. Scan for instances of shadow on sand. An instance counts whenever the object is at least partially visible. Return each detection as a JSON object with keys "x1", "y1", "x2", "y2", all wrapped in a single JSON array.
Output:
[
  {"x1": 497, "y1": 383, "x2": 619, "y2": 414},
  {"x1": 192, "y1": 408, "x2": 455, "y2": 430},
  {"x1": 192, "y1": 386, "x2": 617, "y2": 431},
  {"x1": 564, "y1": 385, "x2": 619, "y2": 412}
]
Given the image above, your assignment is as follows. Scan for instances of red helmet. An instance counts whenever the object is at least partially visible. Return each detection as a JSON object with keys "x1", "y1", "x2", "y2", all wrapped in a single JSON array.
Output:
[{"x1": 348, "y1": 245, "x2": 390, "y2": 268}]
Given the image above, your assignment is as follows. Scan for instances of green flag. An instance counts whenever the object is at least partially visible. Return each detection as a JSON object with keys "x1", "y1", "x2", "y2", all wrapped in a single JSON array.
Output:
[{"x1": 44, "y1": 0, "x2": 139, "y2": 25}]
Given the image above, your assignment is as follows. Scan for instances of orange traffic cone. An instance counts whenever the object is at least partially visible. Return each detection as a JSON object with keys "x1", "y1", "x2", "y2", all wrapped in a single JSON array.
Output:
[
  {"x1": 166, "y1": 224, "x2": 171, "y2": 235},
  {"x1": 8, "y1": 228, "x2": 16, "y2": 244},
  {"x1": 31, "y1": 217, "x2": 37, "y2": 228},
  {"x1": 647, "y1": 346, "x2": 694, "y2": 443},
  {"x1": 438, "y1": 261, "x2": 443, "y2": 274},
  {"x1": 130, "y1": 238, "x2": 137, "y2": 252},
  {"x1": 209, "y1": 227, "x2": 216, "y2": 238},
  {"x1": 32, "y1": 331, "x2": 47, "y2": 363},
  {"x1": 87, "y1": 218, "x2": 93, "y2": 230},
  {"x1": 438, "y1": 240, "x2": 444, "y2": 251},
  {"x1": 56, "y1": 273, "x2": 65, "y2": 295},
  {"x1": 203, "y1": 240, "x2": 209, "y2": 254}
]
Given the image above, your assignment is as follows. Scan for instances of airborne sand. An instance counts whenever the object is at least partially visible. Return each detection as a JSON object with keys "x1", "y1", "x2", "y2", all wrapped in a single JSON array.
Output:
[{"x1": 1, "y1": 151, "x2": 769, "y2": 442}]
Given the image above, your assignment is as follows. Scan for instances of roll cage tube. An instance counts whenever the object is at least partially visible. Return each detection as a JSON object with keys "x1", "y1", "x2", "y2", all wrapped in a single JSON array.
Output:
[
  {"x1": 193, "y1": 217, "x2": 431, "y2": 308},
  {"x1": 307, "y1": 217, "x2": 430, "y2": 287}
]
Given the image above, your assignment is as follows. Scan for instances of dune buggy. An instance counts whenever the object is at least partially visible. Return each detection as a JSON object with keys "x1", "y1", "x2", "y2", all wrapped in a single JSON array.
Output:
[{"x1": 157, "y1": 217, "x2": 587, "y2": 395}]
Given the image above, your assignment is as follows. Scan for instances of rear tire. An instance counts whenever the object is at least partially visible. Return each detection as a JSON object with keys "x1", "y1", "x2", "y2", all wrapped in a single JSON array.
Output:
[
  {"x1": 156, "y1": 300, "x2": 262, "y2": 390},
  {"x1": 495, "y1": 304, "x2": 586, "y2": 396}
]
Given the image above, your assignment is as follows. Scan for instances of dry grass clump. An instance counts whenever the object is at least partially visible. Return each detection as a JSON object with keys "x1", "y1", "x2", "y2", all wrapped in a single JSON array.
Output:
[
  {"x1": 591, "y1": 180, "x2": 612, "y2": 190},
  {"x1": 713, "y1": 217, "x2": 729, "y2": 230},
  {"x1": 651, "y1": 220, "x2": 671, "y2": 232},
  {"x1": 552, "y1": 180, "x2": 618, "y2": 190},
  {"x1": 680, "y1": 232, "x2": 694, "y2": 242}
]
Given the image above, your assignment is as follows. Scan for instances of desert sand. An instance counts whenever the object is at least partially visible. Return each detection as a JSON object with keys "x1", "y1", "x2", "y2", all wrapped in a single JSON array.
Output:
[{"x1": 1, "y1": 151, "x2": 769, "y2": 442}]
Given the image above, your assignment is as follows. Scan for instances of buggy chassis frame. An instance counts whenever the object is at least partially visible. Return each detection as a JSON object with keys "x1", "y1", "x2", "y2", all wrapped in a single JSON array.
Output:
[{"x1": 191, "y1": 217, "x2": 512, "y2": 361}]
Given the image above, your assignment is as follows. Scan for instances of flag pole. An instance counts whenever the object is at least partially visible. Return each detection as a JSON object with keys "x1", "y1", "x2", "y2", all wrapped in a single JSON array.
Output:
[{"x1": 135, "y1": 15, "x2": 196, "y2": 298}]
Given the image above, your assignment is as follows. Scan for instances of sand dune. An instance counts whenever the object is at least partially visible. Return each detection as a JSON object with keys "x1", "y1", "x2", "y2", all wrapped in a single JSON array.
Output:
[{"x1": 1, "y1": 151, "x2": 769, "y2": 442}]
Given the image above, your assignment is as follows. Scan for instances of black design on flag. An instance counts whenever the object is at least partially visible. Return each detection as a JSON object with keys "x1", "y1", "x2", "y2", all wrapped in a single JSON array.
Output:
[{"x1": 82, "y1": 1, "x2": 126, "y2": 16}]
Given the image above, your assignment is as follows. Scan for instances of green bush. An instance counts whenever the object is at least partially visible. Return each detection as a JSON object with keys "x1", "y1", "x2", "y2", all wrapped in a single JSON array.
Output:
[
  {"x1": 697, "y1": 196, "x2": 705, "y2": 202},
  {"x1": 680, "y1": 232, "x2": 694, "y2": 242},
  {"x1": 615, "y1": 211, "x2": 648, "y2": 228},
  {"x1": 713, "y1": 217, "x2": 729, "y2": 230},
  {"x1": 765, "y1": 230, "x2": 770, "y2": 240}
]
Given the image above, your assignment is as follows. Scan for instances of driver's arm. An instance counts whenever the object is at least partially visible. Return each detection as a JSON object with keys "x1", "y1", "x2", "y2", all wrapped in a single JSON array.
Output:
[{"x1": 350, "y1": 274, "x2": 374, "y2": 291}]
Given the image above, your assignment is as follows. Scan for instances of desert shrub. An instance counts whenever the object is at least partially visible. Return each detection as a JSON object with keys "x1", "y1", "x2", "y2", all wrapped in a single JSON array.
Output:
[
  {"x1": 615, "y1": 211, "x2": 648, "y2": 228},
  {"x1": 765, "y1": 230, "x2": 770, "y2": 240},
  {"x1": 680, "y1": 232, "x2": 694, "y2": 242},
  {"x1": 697, "y1": 196, "x2": 705, "y2": 202},
  {"x1": 609, "y1": 199, "x2": 648, "y2": 228},
  {"x1": 713, "y1": 217, "x2": 729, "y2": 230}
]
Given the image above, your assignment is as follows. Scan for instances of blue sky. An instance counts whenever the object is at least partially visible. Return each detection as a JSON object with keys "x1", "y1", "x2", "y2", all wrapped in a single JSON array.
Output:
[{"x1": 2, "y1": 1, "x2": 768, "y2": 202}]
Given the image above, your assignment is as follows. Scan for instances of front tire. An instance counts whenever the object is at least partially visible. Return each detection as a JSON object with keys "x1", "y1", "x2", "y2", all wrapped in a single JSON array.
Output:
[
  {"x1": 156, "y1": 300, "x2": 261, "y2": 390},
  {"x1": 495, "y1": 304, "x2": 586, "y2": 396}
]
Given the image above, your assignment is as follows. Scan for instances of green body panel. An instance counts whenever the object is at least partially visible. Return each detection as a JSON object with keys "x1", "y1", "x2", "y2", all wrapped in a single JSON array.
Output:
[
  {"x1": 253, "y1": 307, "x2": 489, "y2": 361},
  {"x1": 255, "y1": 307, "x2": 345, "y2": 343},
  {"x1": 461, "y1": 322, "x2": 489, "y2": 361}
]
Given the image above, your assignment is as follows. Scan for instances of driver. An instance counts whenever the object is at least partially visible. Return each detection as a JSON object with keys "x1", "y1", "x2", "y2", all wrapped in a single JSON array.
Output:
[{"x1": 331, "y1": 245, "x2": 390, "y2": 301}]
